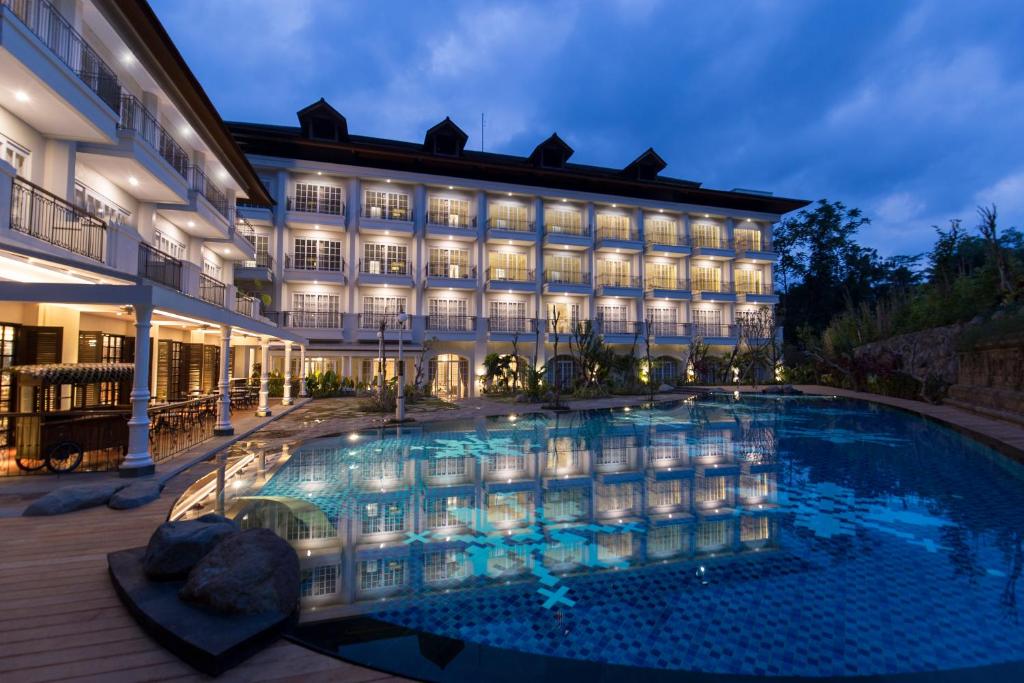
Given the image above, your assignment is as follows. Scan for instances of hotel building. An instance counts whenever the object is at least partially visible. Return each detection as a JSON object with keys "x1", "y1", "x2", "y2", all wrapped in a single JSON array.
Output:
[{"x1": 230, "y1": 102, "x2": 807, "y2": 400}]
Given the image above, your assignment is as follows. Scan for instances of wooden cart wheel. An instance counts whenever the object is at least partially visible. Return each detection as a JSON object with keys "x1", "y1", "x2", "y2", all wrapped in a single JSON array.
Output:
[
  {"x1": 15, "y1": 454, "x2": 47, "y2": 472},
  {"x1": 44, "y1": 441, "x2": 84, "y2": 473}
]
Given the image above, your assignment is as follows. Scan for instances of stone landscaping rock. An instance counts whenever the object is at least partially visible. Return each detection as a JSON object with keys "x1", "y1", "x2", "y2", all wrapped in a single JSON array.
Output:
[
  {"x1": 514, "y1": 393, "x2": 530, "y2": 403},
  {"x1": 108, "y1": 479, "x2": 164, "y2": 510},
  {"x1": 143, "y1": 514, "x2": 239, "y2": 580},
  {"x1": 179, "y1": 528, "x2": 299, "y2": 615},
  {"x1": 658, "y1": 383, "x2": 675, "y2": 393},
  {"x1": 22, "y1": 481, "x2": 129, "y2": 516}
]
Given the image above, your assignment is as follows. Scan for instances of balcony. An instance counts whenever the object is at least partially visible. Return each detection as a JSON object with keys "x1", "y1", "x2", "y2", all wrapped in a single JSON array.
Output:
[
  {"x1": 9, "y1": 176, "x2": 106, "y2": 262},
  {"x1": 234, "y1": 292, "x2": 262, "y2": 319},
  {"x1": 357, "y1": 313, "x2": 411, "y2": 341},
  {"x1": 645, "y1": 276, "x2": 692, "y2": 300},
  {"x1": 648, "y1": 321, "x2": 692, "y2": 342},
  {"x1": 645, "y1": 228, "x2": 690, "y2": 256},
  {"x1": 284, "y1": 253, "x2": 345, "y2": 283},
  {"x1": 236, "y1": 199, "x2": 273, "y2": 224},
  {"x1": 286, "y1": 194, "x2": 345, "y2": 229},
  {"x1": 692, "y1": 281, "x2": 737, "y2": 302},
  {"x1": 595, "y1": 273, "x2": 642, "y2": 297},
  {"x1": 425, "y1": 315, "x2": 477, "y2": 338},
  {"x1": 357, "y1": 259, "x2": 414, "y2": 287},
  {"x1": 198, "y1": 273, "x2": 226, "y2": 307},
  {"x1": 424, "y1": 263, "x2": 477, "y2": 289},
  {"x1": 138, "y1": 242, "x2": 182, "y2": 291},
  {"x1": 734, "y1": 236, "x2": 777, "y2": 262},
  {"x1": 236, "y1": 252, "x2": 273, "y2": 282},
  {"x1": 0, "y1": 0, "x2": 120, "y2": 142},
  {"x1": 426, "y1": 211, "x2": 476, "y2": 239},
  {"x1": 691, "y1": 235, "x2": 735, "y2": 259},
  {"x1": 693, "y1": 324, "x2": 738, "y2": 342},
  {"x1": 543, "y1": 270, "x2": 591, "y2": 295},
  {"x1": 359, "y1": 205, "x2": 414, "y2": 235},
  {"x1": 736, "y1": 282, "x2": 778, "y2": 303},
  {"x1": 487, "y1": 317, "x2": 537, "y2": 338},
  {"x1": 597, "y1": 319, "x2": 639, "y2": 342},
  {"x1": 596, "y1": 226, "x2": 643, "y2": 252},
  {"x1": 485, "y1": 267, "x2": 535, "y2": 292},
  {"x1": 543, "y1": 222, "x2": 591, "y2": 249},
  {"x1": 190, "y1": 166, "x2": 230, "y2": 220},
  {"x1": 546, "y1": 318, "x2": 590, "y2": 341},
  {"x1": 282, "y1": 311, "x2": 343, "y2": 329},
  {"x1": 156, "y1": 165, "x2": 232, "y2": 238},
  {"x1": 486, "y1": 217, "x2": 536, "y2": 243}
]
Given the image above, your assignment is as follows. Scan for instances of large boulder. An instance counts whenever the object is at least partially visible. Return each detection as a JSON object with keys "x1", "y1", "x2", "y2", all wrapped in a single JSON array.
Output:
[
  {"x1": 109, "y1": 479, "x2": 164, "y2": 510},
  {"x1": 143, "y1": 514, "x2": 239, "y2": 580},
  {"x1": 658, "y1": 383, "x2": 675, "y2": 393},
  {"x1": 179, "y1": 528, "x2": 299, "y2": 616},
  {"x1": 23, "y1": 481, "x2": 129, "y2": 516}
]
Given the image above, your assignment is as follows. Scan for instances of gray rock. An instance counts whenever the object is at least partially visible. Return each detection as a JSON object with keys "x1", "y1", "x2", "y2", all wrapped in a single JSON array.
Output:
[
  {"x1": 658, "y1": 383, "x2": 675, "y2": 393},
  {"x1": 179, "y1": 528, "x2": 299, "y2": 615},
  {"x1": 22, "y1": 481, "x2": 129, "y2": 516},
  {"x1": 514, "y1": 393, "x2": 530, "y2": 403},
  {"x1": 108, "y1": 479, "x2": 164, "y2": 510},
  {"x1": 143, "y1": 514, "x2": 239, "y2": 580}
]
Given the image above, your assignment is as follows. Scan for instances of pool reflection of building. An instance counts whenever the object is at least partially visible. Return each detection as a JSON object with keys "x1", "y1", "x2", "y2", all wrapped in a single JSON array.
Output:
[{"x1": 236, "y1": 412, "x2": 780, "y2": 615}]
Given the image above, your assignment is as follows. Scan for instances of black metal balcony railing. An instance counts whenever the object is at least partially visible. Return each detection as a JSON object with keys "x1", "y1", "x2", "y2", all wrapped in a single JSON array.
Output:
[
  {"x1": 693, "y1": 281, "x2": 736, "y2": 294},
  {"x1": 546, "y1": 318, "x2": 589, "y2": 335},
  {"x1": 598, "y1": 319, "x2": 637, "y2": 335},
  {"x1": 645, "y1": 277, "x2": 690, "y2": 291},
  {"x1": 427, "y1": 211, "x2": 475, "y2": 228},
  {"x1": 10, "y1": 176, "x2": 106, "y2": 262},
  {"x1": 236, "y1": 198, "x2": 270, "y2": 210},
  {"x1": 735, "y1": 237, "x2": 773, "y2": 253},
  {"x1": 148, "y1": 395, "x2": 218, "y2": 463},
  {"x1": 362, "y1": 205, "x2": 410, "y2": 221},
  {"x1": 284, "y1": 311, "x2": 343, "y2": 329},
  {"x1": 138, "y1": 242, "x2": 182, "y2": 291},
  {"x1": 286, "y1": 195, "x2": 344, "y2": 216},
  {"x1": 118, "y1": 93, "x2": 189, "y2": 179},
  {"x1": 426, "y1": 263, "x2": 476, "y2": 279},
  {"x1": 693, "y1": 323, "x2": 738, "y2": 338},
  {"x1": 736, "y1": 282, "x2": 775, "y2": 295},
  {"x1": 487, "y1": 217, "x2": 534, "y2": 232},
  {"x1": 596, "y1": 226, "x2": 639, "y2": 242},
  {"x1": 648, "y1": 322, "x2": 692, "y2": 337},
  {"x1": 692, "y1": 235, "x2": 731, "y2": 250},
  {"x1": 198, "y1": 273, "x2": 225, "y2": 306},
  {"x1": 242, "y1": 252, "x2": 273, "y2": 270},
  {"x1": 234, "y1": 215, "x2": 257, "y2": 247},
  {"x1": 426, "y1": 315, "x2": 476, "y2": 332},
  {"x1": 286, "y1": 253, "x2": 344, "y2": 272},
  {"x1": 644, "y1": 229, "x2": 688, "y2": 247},
  {"x1": 235, "y1": 291, "x2": 261, "y2": 318},
  {"x1": 488, "y1": 317, "x2": 536, "y2": 334},
  {"x1": 3, "y1": 0, "x2": 121, "y2": 112},
  {"x1": 544, "y1": 270, "x2": 590, "y2": 286},
  {"x1": 544, "y1": 222, "x2": 589, "y2": 237},
  {"x1": 190, "y1": 165, "x2": 230, "y2": 220},
  {"x1": 358, "y1": 259, "x2": 411, "y2": 276},
  {"x1": 486, "y1": 267, "x2": 534, "y2": 283},
  {"x1": 596, "y1": 274, "x2": 641, "y2": 289},
  {"x1": 359, "y1": 313, "x2": 411, "y2": 330}
]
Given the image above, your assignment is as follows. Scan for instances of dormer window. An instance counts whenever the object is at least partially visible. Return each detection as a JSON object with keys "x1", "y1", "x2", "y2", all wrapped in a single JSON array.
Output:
[
  {"x1": 623, "y1": 148, "x2": 667, "y2": 181},
  {"x1": 424, "y1": 117, "x2": 468, "y2": 157},
  {"x1": 297, "y1": 98, "x2": 349, "y2": 142},
  {"x1": 541, "y1": 147, "x2": 564, "y2": 168},
  {"x1": 529, "y1": 133, "x2": 574, "y2": 169},
  {"x1": 310, "y1": 116, "x2": 339, "y2": 141}
]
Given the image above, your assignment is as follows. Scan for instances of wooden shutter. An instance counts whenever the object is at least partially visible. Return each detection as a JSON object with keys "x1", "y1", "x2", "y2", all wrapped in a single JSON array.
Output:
[
  {"x1": 76, "y1": 332, "x2": 102, "y2": 407},
  {"x1": 183, "y1": 343, "x2": 203, "y2": 397},
  {"x1": 202, "y1": 345, "x2": 219, "y2": 394},
  {"x1": 15, "y1": 326, "x2": 63, "y2": 365}
]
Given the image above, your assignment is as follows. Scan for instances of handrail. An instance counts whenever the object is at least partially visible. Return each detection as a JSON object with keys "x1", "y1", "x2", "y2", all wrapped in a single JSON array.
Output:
[
  {"x1": 285, "y1": 253, "x2": 344, "y2": 272},
  {"x1": 487, "y1": 217, "x2": 534, "y2": 232},
  {"x1": 486, "y1": 267, "x2": 534, "y2": 282},
  {"x1": 426, "y1": 315, "x2": 476, "y2": 332},
  {"x1": 283, "y1": 310, "x2": 343, "y2": 329},
  {"x1": 596, "y1": 226, "x2": 639, "y2": 241},
  {"x1": 645, "y1": 277, "x2": 690, "y2": 291},
  {"x1": 427, "y1": 211, "x2": 475, "y2": 228},
  {"x1": 198, "y1": 273, "x2": 225, "y2": 306},
  {"x1": 358, "y1": 259, "x2": 411, "y2": 276},
  {"x1": 543, "y1": 270, "x2": 590, "y2": 285},
  {"x1": 138, "y1": 242, "x2": 182, "y2": 291},
  {"x1": 425, "y1": 263, "x2": 476, "y2": 279},
  {"x1": 190, "y1": 165, "x2": 231, "y2": 220},
  {"x1": 487, "y1": 317, "x2": 536, "y2": 333},
  {"x1": 287, "y1": 195, "x2": 345, "y2": 216},
  {"x1": 545, "y1": 222, "x2": 590, "y2": 237},
  {"x1": 596, "y1": 274, "x2": 640, "y2": 288},
  {"x1": 358, "y1": 313, "x2": 410, "y2": 330},
  {"x1": 234, "y1": 215, "x2": 257, "y2": 246},
  {"x1": 2, "y1": 0, "x2": 121, "y2": 112},
  {"x1": 118, "y1": 93, "x2": 189, "y2": 179},
  {"x1": 362, "y1": 205, "x2": 410, "y2": 221},
  {"x1": 243, "y1": 252, "x2": 273, "y2": 270},
  {"x1": 10, "y1": 176, "x2": 106, "y2": 261}
]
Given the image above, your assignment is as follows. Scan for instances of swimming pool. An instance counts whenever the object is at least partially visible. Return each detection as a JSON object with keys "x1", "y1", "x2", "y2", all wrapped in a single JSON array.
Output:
[{"x1": 214, "y1": 394, "x2": 1024, "y2": 680}]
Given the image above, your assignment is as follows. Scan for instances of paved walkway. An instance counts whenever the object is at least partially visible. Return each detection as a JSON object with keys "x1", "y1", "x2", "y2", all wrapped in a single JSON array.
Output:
[{"x1": 3, "y1": 386, "x2": 1022, "y2": 682}]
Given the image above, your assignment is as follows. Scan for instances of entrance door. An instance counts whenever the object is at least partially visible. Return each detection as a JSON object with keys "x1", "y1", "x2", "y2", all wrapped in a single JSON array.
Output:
[{"x1": 431, "y1": 354, "x2": 468, "y2": 400}]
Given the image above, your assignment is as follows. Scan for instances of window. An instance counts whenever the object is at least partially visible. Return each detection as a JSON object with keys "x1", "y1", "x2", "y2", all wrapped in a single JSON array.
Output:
[
  {"x1": 428, "y1": 197, "x2": 471, "y2": 227},
  {"x1": 364, "y1": 190, "x2": 410, "y2": 220},
  {"x1": 486, "y1": 492, "x2": 530, "y2": 524},
  {"x1": 697, "y1": 476, "x2": 728, "y2": 504},
  {"x1": 291, "y1": 293, "x2": 340, "y2": 328},
  {"x1": 360, "y1": 452, "x2": 404, "y2": 480},
  {"x1": 361, "y1": 501, "x2": 405, "y2": 534},
  {"x1": 427, "y1": 457, "x2": 467, "y2": 478},
  {"x1": 651, "y1": 357, "x2": 680, "y2": 384},
  {"x1": 293, "y1": 238, "x2": 342, "y2": 271},
  {"x1": 741, "y1": 516, "x2": 770, "y2": 542},
  {"x1": 596, "y1": 213, "x2": 630, "y2": 239},
  {"x1": 646, "y1": 307, "x2": 678, "y2": 336},
  {"x1": 153, "y1": 229, "x2": 185, "y2": 259},
  {"x1": 425, "y1": 495, "x2": 470, "y2": 528},
  {"x1": 300, "y1": 564, "x2": 338, "y2": 597},
  {"x1": 697, "y1": 520, "x2": 728, "y2": 548},
  {"x1": 424, "y1": 550, "x2": 470, "y2": 582},
  {"x1": 734, "y1": 228, "x2": 762, "y2": 252},
  {"x1": 488, "y1": 300, "x2": 528, "y2": 332},
  {"x1": 361, "y1": 296, "x2": 407, "y2": 328},
  {"x1": 546, "y1": 255, "x2": 583, "y2": 283},
  {"x1": 245, "y1": 233, "x2": 270, "y2": 268},
  {"x1": 597, "y1": 532, "x2": 632, "y2": 562},
  {"x1": 427, "y1": 298, "x2": 468, "y2": 330},
  {"x1": 695, "y1": 432, "x2": 728, "y2": 459},
  {"x1": 735, "y1": 268, "x2": 764, "y2": 294},
  {"x1": 545, "y1": 437, "x2": 582, "y2": 472},
  {"x1": 202, "y1": 258, "x2": 222, "y2": 281},
  {"x1": 293, "y1": 182, "x2": 343, "y2": 214},
  {"x1": 596, "y1": 436, "x2": 634, "y2": 466},
  {"x1": 287, "y1": 511, "x2": 336, "y2": 541},
  {"x1": 646, "y1": 262, "x2": 678, "y2": 289},
  {"x1": 0, "y1": 324, "x2": 15, "y2": 447},
  {"x1": 649, "y1": 438, "x2": 683, "y2": 463},
  {"x1": 1, "y1": 134, "x2": 29, "y2": 177},
  {"x1": 488, "y1": 251, "x2": 528, "y2": 280},
  {"x1": 359, "y1": 559, "x2": 405, "y2": 590},
  {"x1": 597, "y1": 482, "x2": 637, "y2": 512},
  {"x1": 491, "y1": 203, "x2": 529, "y2": 230},
  {"x1": 597, "y1": 259, "x2": 631, "y2": 287},
  {"x1": 363, "y1": 242, "x2": 408, "y2": 274},
  {"x1": 692, "y1": 266, "x2": 722, "y2": 292},
  {"x1": 692, "y1": 222, "x2": 722, "y2": 248},
  {"x1": 545, "y1": 208, "x2": 583, "y2": 234},
  {"x1": 692, "y1": 308, "x2": 724, "y2": 338},
  {"x1": 544, "y1": 539, "x2": 585, "y2": 567},
  {"x1": 741, "y1": 472, "x2": 771, "y2": 498},
  {"x1": 428, "y1": 247, "x2": 470, "y2": 278},
  {"x1": 74, "y1": 181, "x2": 129, "y2": 224},
  {"x1": 648, "y1": 525, "x2": 684, "y2": 556},
  {"x1": 543, "y1": 488, "x2": 586, "y2": 521},
  {"x1": 487, "y1": 452, "x2": 526, "y2": 472},
  {"x1": 650, "y1": 480, "x2": 683, "y2": 507},
  {"x1": 645, "y1": 218, "x2": 677, "y2": 245},
  {"x1": 596, "y1": 304, "x2": 630, "y2": 333}
]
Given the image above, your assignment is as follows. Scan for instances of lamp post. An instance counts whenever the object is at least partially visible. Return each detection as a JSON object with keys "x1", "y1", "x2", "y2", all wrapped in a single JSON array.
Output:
[
  {"x1": 377, "y1": 318, "x2": 386, "y2": 404},
  {"x1": 396, "y1": 311, "x2": 408, "y2": 421}
]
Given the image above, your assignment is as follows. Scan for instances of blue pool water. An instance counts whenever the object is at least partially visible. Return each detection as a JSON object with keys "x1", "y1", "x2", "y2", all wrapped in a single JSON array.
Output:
[{"x1": 236, "y1": 394, "x2": 1024, "y2": 680}]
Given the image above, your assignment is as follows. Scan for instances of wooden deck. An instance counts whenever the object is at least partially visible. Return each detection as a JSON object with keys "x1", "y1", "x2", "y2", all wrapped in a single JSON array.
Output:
[{"x1": 0, "y1": 468, "x2": 401, "y2": 682}]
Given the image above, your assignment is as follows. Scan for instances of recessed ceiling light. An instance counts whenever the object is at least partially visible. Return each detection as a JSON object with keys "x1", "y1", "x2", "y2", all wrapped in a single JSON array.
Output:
[
  {"x1": 704, "y1": 214, "x2": 710, "y2": 218},
  {"x1": 128, "y1": 176, "x2": 139, "y2": 187},
  {"x1": 612, "y1": 203, "x2": 617, "y2": 208},
  {"x1": 179, "y1": 126, "x2": 191, "y2": 138},
  {"x1": 561, "y1": 198, "x2": 567, "y2": 203},
  {"x1": 14, "y1": 90, "x2": 29, "y2": 103},
  {"x1": 121, "y1": 52, "x2": 134, "y2": 65},
  {"x1": 187, "y1": 220, "x2": 195, "y2": 227},
  {"x1": 317, "y1": 171, "x2": 323, "y2": 176},
  {"x1": 507, "y1": 192, "x2": 512, "y2": 197},
  {"x1": 386, "y1": 179, "x2": 392, "y2": 183},
  {"x1": 385, "y1": 230, "x2": 390, "y2": 235},
  {"x1": 223, "y1": 248, "x2": 230, "y2": 254},
  {"x1": 448, "y1": 185, "x2": 454, "y2": 190},
  {"x1": 217, "y1": 169, "x2": 228, "y2": 180},
  {"x1": 658, "y1": 209, "x2": 664, "y2": 213}
]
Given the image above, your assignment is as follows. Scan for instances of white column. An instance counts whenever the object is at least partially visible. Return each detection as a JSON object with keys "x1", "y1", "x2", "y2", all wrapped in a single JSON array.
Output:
[
  {"x1": 282, "y1": 340, "x2": 293, "y2": 405},
  {"x1": 256, "y1": 336, "x2": 272, "y2": 416},
  {"x1": 215, "y1": 325, "x2": 233, "y2": 435},
  {"x1": 122, "y1": 303, "x2": 155, "y2": 476},
  {"x1": 298, "y1": 345, "x2": 308, "y2": 397},
  {"x1": 149, "y1": 322, "x2": 160, "y2": 399}
]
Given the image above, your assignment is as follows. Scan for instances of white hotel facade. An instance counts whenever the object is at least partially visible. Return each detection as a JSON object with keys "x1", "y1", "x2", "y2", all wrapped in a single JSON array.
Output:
[{"x1": 0, "y1": 0, "x2": 807, "y2": 474}]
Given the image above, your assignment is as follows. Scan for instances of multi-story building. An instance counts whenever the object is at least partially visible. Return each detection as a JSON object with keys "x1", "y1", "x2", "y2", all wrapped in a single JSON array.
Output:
[
  {"x1": 0, "y1": 0, "x2": 308, "y2": 475},
  {"x1": 229, "y1": 102, "x2": 808, "y2": 399}
]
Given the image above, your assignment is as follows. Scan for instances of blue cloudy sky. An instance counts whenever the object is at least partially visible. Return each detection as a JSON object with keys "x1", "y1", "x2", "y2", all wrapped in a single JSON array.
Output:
[{"x1": 151, "y1": 0, "x2": 1024, "y2": 256}]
